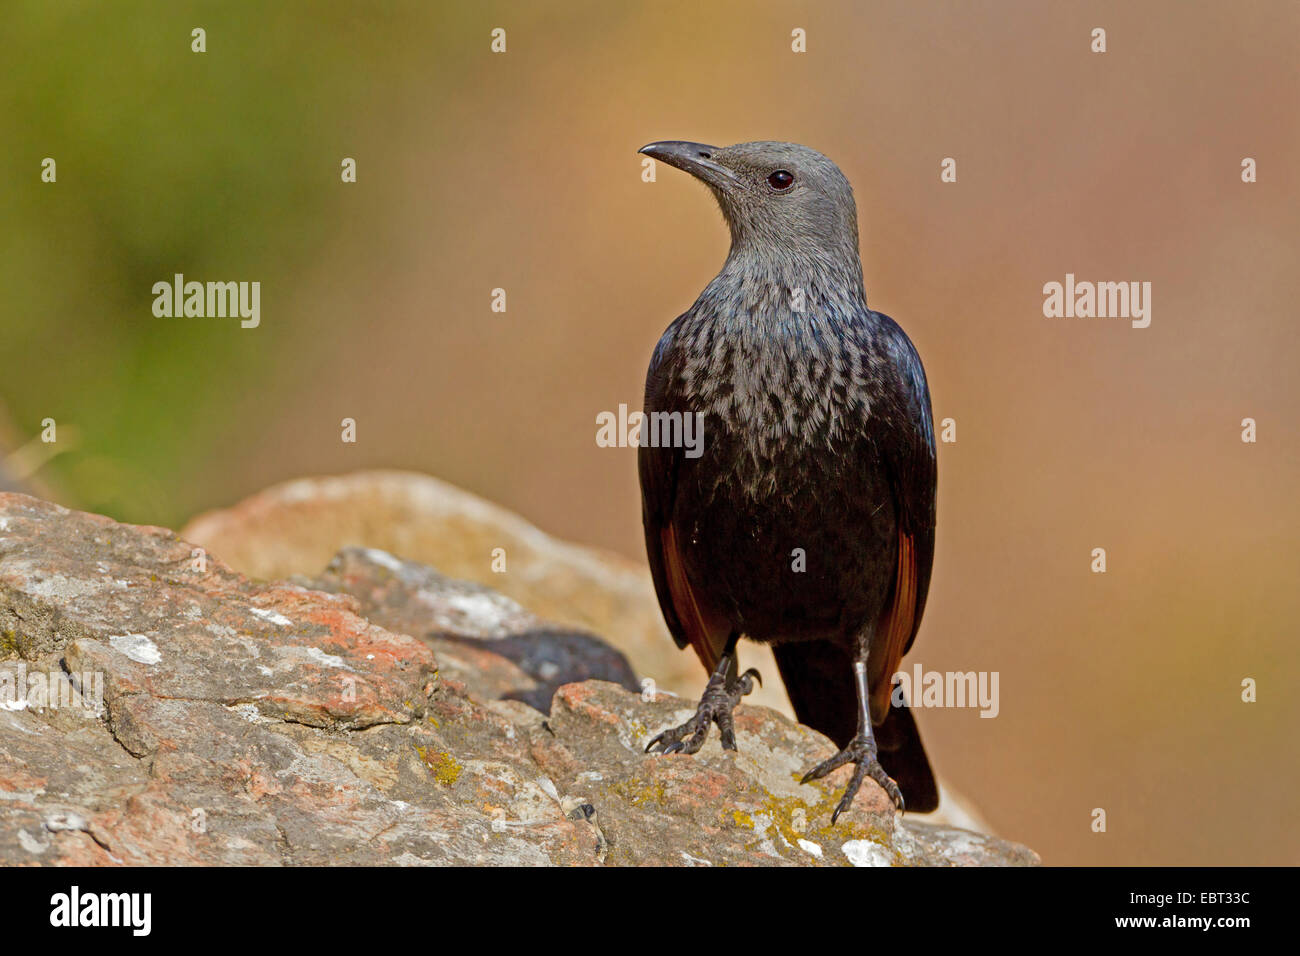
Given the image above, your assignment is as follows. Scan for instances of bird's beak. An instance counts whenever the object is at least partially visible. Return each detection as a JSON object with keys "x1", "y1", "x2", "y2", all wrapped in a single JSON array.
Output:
[{"x1": 638, "y1": 141, "x2": 739, "y2": 189}]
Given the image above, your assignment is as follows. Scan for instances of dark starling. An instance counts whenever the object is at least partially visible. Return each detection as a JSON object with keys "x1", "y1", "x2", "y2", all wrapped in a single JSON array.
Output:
[{"x1": 637, "y1": 140, "x2": 939, "y2": 819}]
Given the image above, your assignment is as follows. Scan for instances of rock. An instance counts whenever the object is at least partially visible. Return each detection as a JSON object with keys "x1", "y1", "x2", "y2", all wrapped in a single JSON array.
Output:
[
  {"x1": 0, "y1": 494, "x2": 582, "y2": 865},
  {"x1": 179, "y1": 470, "x2": 790, "y2": 713},
  {"x1": 179, "y1": 470, "x2": 1005, "y2": 833},
  {"x1": 306, "y1": 546, "x2": 641, "y2": 712},
  {"x1": 538, "y1": 681, "x2": 1038, "y2": 866},
  {"x1": 0, "y1": 491, "x2": 1038, "y2": 865}
]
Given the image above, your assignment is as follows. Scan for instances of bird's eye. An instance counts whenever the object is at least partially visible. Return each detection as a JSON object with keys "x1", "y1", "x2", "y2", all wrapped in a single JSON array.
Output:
[{"x1": 767, "y1": 170, "x2": 795, "y2": 191}]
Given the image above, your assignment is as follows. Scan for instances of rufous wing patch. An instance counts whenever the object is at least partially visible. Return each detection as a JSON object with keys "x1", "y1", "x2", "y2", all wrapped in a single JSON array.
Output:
[
  {"x1": 660, "y1": 525, "x2": 727, "y2": 673},
  {"x1": 869, "y1": 530, "x2": 918, "y2": 724}
]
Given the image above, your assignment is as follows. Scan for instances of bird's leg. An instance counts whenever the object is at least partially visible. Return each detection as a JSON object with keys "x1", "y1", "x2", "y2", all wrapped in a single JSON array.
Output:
[
  {"x1": 800, "y1": 659, "x2": 904, "y2": 822},
  {"x1": 645, "y1": 634, "x2": 761, "y2": 755}
]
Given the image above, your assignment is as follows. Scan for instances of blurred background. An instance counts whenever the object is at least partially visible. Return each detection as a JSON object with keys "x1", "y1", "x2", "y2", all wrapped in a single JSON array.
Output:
[{"x1": 2, "y1": 0, "x2": 1297, "y2": 865}]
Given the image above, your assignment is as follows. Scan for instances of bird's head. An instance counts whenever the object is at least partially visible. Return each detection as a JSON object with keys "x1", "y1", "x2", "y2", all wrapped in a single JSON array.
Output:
[{"x1": 637, "y1": 140, "x2": 862, "y2": 271}]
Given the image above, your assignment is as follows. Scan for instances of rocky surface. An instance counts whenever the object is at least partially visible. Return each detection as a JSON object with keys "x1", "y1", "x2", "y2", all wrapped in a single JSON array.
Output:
[
  {"x1": 0, "y1": 491, "x2": 1037, "y2": 865},
  {"x1": 180, "y1": 470, "x2": 790, "y2": 714},
  {"x1": 306, "y1": 546, "x2": 641, "y2": 713},
  {"x1": 181, "y1": 471, "x2": 1003, "y2": 834}
]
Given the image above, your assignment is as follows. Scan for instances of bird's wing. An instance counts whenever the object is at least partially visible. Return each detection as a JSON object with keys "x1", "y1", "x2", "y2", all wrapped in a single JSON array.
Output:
[
  {"x1": 866, "y1": 317, "x2": 938, "y2": 723},
  {"x1": 638, "y1": 324, "x2": 729, "y2": 673}
]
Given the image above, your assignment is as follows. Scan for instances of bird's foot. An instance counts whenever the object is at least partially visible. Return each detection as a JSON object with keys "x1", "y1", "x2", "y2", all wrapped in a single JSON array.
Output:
[
  {"x1": 801, "y1": 733, "x2": 904, "y2": 823},
  {"x1": 645, "y1": 667, "x2": 761, "y2": 755}
]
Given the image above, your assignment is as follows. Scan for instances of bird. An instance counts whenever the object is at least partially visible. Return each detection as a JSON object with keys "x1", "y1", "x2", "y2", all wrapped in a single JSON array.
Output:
[{"x1": 636, "y1": 140, "x2": 940, "y2": 820}]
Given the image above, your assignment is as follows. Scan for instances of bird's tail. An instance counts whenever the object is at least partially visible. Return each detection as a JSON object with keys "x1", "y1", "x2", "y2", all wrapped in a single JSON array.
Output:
[
  {"x1": 774, "y1": 638, "x2": 939, "y2": 812},
  {"x1": 875, "y1": 698, "x2": 939, "y2": 813}
]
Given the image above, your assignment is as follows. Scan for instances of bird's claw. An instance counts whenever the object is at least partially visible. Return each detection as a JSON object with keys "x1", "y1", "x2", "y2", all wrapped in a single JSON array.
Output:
[
  {"x1": 645, "y1": 668, "x2": 761, "y2": 755},
  {"x1": 800, "y1": 732, "x2": 904, "y2": 823},
  {"x1": 648, "y1": 723, "x2": 701, "y2": 755}
]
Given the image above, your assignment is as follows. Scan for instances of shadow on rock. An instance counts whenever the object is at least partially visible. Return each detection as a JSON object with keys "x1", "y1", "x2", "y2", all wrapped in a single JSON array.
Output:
[{"x1": 308, "y1": 546, "x2": 640, "y2": 712}]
